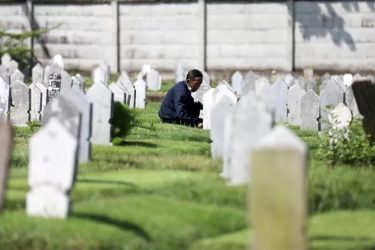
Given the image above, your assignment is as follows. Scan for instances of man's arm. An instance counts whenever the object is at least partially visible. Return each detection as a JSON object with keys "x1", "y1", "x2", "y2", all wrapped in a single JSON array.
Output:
[{"x1": 174, "y1": 90, "x2": 200, "y2": 126}]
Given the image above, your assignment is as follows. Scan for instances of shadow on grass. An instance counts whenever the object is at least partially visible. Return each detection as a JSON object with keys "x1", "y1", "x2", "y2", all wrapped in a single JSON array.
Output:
[
  {"x1": 73, "y1": 213, "x2": 153, "y2": 242},
  {"x1": 77, "y1": 179, "x2": 137, "y2": 188},
  {"x1": 116, "y1": 141, "x2": 158, "y2": 148},
  {"x1": 310, "y1": 235, "x2": 374, "y2": 242}
]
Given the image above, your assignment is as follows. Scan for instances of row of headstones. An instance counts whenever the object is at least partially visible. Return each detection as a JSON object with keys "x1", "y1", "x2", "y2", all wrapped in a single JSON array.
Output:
[{"x1": 197, "y1": 75, "x2": 365, "y2": 132}]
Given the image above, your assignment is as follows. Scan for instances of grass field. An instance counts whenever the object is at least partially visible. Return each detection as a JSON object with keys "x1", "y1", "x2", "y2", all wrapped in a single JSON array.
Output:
[{"x1": 4, "y1": 97, "x2": 375, "y2": 249}]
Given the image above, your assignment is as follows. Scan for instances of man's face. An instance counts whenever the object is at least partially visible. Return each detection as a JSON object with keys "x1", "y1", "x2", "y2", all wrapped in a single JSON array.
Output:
[{"x1": 187, "y1": 77, "x2": 203, "y2": 92}]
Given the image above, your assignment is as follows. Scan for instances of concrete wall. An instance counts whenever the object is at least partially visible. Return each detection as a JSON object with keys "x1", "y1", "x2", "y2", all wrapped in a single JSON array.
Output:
[{"x1": 0, "y1": 1, "x2": 374, "y2": 74}]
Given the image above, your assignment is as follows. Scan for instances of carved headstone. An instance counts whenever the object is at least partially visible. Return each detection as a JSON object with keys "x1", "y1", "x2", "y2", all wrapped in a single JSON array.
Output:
[
  {"x1": 300, "y1": 90, "x2": 320, "y2": 131},
  {"x1": 60, "y1": 71, "x2": 72, "y2": 95},
  {"x1": 203, "y1": 88, "x2": 215, "y2": 130},
  {"x1": 300, "y1": 78, "x2": 317, "y2": 93},
  {"x1": 213, "y1": 81, "x2": 238, "y2": 105},
  {"x1": 242, "y1": 71, "x2": 256, "y2": 95},
  {"x1": 134, "y1": 79, "x2": 147, "y2": 109},
  {"x1": 250, "y1": 125, "x2": 308, "y2": 250},
  {"x1": 320, "y1": 79, "x2": 345, "y2": 130},
  {"x1": 27, "y1": 118, "x2": 79, "y2": 219},
  {"x1": 10, "y1": 81, "x2": 30, "y2": 126},
  {"x1": 287, "y1": 84, "x2": 306, "y2": 126},
  {"x1": 35, "y1": 83, "x2": 47, "y2": 118},
  {"x1": 270, "y1": 78, "x2": 288, "y2": 123},
  {"x1": 227, "y1": 92, "x2": 274, "y2": 185},
  {"x1": 8, "y1": 60, "x2": 18, "y2": 76},
  {"x1": 43, "y1": 65, "x2": 51, "y2": 88},
  {"x1": 86, "y1": 82, "x2": 113, "y2": 145},
  {"x1": 93, "y1": 67, "x2": 108, "y2": 86},
  {"x1": 146, "y1": 70, "x2": 161, "y2": 91},
  {"x1": 10, "y1": 69, "x2": 25, "y2": 85},
  {"x1": 117, "y1": 71, "x2": 135, "y2": 108},
  {"x1": 99, "y1": 60, "x2": 110, "y2": 82},
  {"x1": 47, "y1": 71, "x2": 62, "y2": 104},
  {"x1": 53, "y1": 54, "x2": 64, "y2": 70}
]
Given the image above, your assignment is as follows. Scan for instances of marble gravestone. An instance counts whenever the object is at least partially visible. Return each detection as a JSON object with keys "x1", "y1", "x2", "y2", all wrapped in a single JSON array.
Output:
[
  {"x1": 10, "y1": 80, "x2": 30, "y2": 126},
  {"x1": 109, "y1": 82, "x2": 126, "y2": 104},
  {"x1": 287, "y1": 84, "x2": 306, "y2": 126},
  {"x1": 203, "y1": 89, "x2": 215, "y2": 130},
  {"x1": 134, "y1": 79, "x2": 147, "y2": 109},
  {"x1": 117, "y1": 71, "x2": 136, "y2": 108},
  {"x1": 242, "y1": 71, "x2": 257, "y2": 95},
  {"x1": 32, "y1": 63, "x2": 44, "y2": 85},
  {"x1": 270, "y1": 78, "x2": 288, "y2": 123},
  {"x1": 86, "y1": 82, "x2": 114, "y2": 146},
  {"x1": 29, "y1": 83, "x2": 42, "y2": 121},
  {"x1": 231, "y1": 71, "x2": 243, "y2": 95},
  {"x1": 320, "y1": 79, "x2": 345, "y2": 130},
  {"x1": 35, "y1": 83, "x2": 47, "y2": 118},
  {"x1": 227, "y1": 91, "x2": 274, "y2": 186},
  {"x1": 93, "y1": 67, "x2": 108, "y2": 86},
  {"x1": 146, "y1": 70, "x2": 161, "y2": 91},
  {"x1": 27, "y1": 118, "x2": 79, "y2": 219},
  {"x1": 10, "y1": 69, "x2": 25, "y2": 85},
  {"x1": 300, "y1": 90, "x2": 320, "y2": 131},
  {"x1": 62, "y1": 88, "x2": 93, "y2": 164}
]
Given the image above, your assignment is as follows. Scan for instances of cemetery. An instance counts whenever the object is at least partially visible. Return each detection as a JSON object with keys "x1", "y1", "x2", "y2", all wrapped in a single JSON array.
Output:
[
  {"x1": 1, "y1": 0, "x2": 375, "y2": 249},
  {"x1": 0, "y1": 52, "x2": 374, "y2": 250}
]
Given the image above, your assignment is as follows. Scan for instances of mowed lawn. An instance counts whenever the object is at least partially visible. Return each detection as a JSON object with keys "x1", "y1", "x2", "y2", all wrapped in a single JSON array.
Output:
[{"x1": 4, "y1": 101, "x2": 375, "y2": 250}]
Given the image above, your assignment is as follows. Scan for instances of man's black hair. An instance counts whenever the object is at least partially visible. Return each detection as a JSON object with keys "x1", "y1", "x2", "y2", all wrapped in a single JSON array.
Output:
[{"x1": 186, "y1": 69, "x2": 203, "y2": 80}]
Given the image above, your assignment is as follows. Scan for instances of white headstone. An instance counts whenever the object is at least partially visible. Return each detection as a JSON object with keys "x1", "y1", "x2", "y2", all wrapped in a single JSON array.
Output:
[
  {"x1": 29, "y1": 83, "x2": 42, "y2": 121},
  {"x1": 300, "y1": 90, "x2": 320, "y2": 131},
  {"x1": 10, "y1": 69, "x2": 25, "y2": 85},
  {"x1": 231, "y1": 71, "x2": 243, "y2": 95},
  {"x1": 343, "y1": 74, "x2": 353, "y2": 87},
  {"x1": 35, "y1": 82, "x2": 47, "y2": 118},
  {"x1": 53, "y1": 54, "x2": 64, "y2": 70},
  {"x1": 287, "y1": 84, "x2": 306, "y2": 126},
  {"x1": 203, "y1": 88, "x2": 215, "y2": 130},
  {"x1": 175, "y1": 63, "x2": 185, "y2": 83},
  {"x1": 93, "y1": 67, "x2": 108, "y2": 86},
  {"x1": 270, "y1": 78, "x2": 288, "y2": 123},
  {"x1": 117, "y1": 71, "x2": 135, "y2": 108},
  {"x1": 10, "y1": 80, "x2": 30, "y2": 126},
  {"x1": 320, "y1": 79, "x2": 345, "y2": 130},
  {"x1": 32, "y1": 63, "x2": 44, "y2": 85},
  {"x1": 146, "y1": 70, "x2": 161, "y2": 91},
  {"x1": 108, "y1": 82, "x2": 126, "y2": 104},
  {"x1": 134, "y1": 79, "x2": 147, "y2": 109}
]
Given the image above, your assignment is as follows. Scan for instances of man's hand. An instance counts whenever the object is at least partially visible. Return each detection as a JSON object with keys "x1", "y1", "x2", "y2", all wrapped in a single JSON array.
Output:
[{"x1": 198, "y1": 123, "x2": 203, "y2": 128}]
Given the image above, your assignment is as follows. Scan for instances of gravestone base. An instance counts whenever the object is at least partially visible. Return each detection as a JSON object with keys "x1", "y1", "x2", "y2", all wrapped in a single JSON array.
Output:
[{"x1": 26, "y1": 186, "x2": 71, "y2": 219}]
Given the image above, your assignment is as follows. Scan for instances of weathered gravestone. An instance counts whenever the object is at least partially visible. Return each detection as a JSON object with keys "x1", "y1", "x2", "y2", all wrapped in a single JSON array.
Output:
[
  {"x1": 71, "y1": 76, "x2": 80, "y2": 90},
  {"x1": 117, "y1": 71, "x2": 136, "y2": 108},
  {"x1": 227, "y1": 92, "x2": 274, "y2": 185},
  {"x1": 351, "y1": 80, "x2": 375, "y2": 140},
  {"x1": 60, "y1": 71, "x2": 72, "y2": 95},
  {"x1": 146, "y1": 70, "x2": 162, "y2": 91},
  {"x1": 300, "y1": 90, "x2": 320, "y2": 131},
  {"x1": 320, "y1": 79, "x2": 345, "y2": 130},
  {"x1": 10, "y1": 69, "x2": 25, "y2": 85},
  {"x1": 100, "y1": 60, "x2": 111, "y2": 82},
  {"x1": 1, "y1": 54, "x2": 11, "y2": 66},
  {"x1": 27, "y1": 118, "x2": 79, "y2": 219},
  {"x1": 0, "y1": 77, "x2": 10, "y2": 121},
  {"x1": 270, "y1": 78, "x2": 288, "y2": 123},
  {"x1": 10, "y1": 80, "x2": 30, "y2": 126},
  {"x1": 203, "y1": 88, "x2": 215, "y2": 130},
  {"x1": 221, "y1": 109, "x2": 235, "y2": 179},
  {"x1": 300, "y1": 78, "x2": 317, "y2": 93},
  {"x1": 62, "y1": 88, "x2": 93, "y2": 163},
  {"x1": 175, "y1": 63, "x2": 185, "y2": 83},
  {"x1": 345, "y1": 85, "x2": 361, "y2": 118},
  {"x1": 29, "y1": 83, "x2": 42, "y2": 121},
  {"x1": 35, "y1": 83, "x2": 47, "y2": 118},
  {"x1": 32, "y1": 63, "x2": 44, "y2": 85},
  {"x1": 255, "y1": 78, "x2": 271, "y2": 100},
  {"x1": 210, "y1": 95, "x2": 236, "y2": 160},
  {"x1": 231, "y1": 71, "x2": 243, "y2": 95},
  {"x1": 250, "y1": 125, "x2": 308, "y2": 250},
  {"x1": 0, "y1": 120, "x2": 13, "y2": 213},
  {"x1": 93, "y1": 67, "x2": 108, "y2": 86},
  {"x1": 134, "y1": 79, "x2": 147, "y2": 109},
  {"x1": 47, "y1": 73, "x2": 62, "y2": 104},
  {"x1": 287, "y1": 84, "x2": 306, "y2": 126},
  {"x1": 109, "y1": 82, "x2": 126, "y2": 104},
  {"x1": 242, "y1": 71, "x2": 256, "y2": 95},
  {"x1": 8, "y1": 60, "x2": 18, "y2": 76},
  {"x1": 137, "y1": 64, "x2": 152, "y2": 81},
  {"x1": 86, "y1": 82, "x2": 114, "y2": 145}
]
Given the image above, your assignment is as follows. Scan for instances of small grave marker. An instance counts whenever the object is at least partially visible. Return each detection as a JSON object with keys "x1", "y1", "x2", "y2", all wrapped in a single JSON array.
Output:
[
  {"x1": 109, "y1": 82, "x2": 126, "y2": 104},
  {"x1": 117, "y1": 71, "x2": 135, "y2": 108},
  {"x1": 29, "y1": 83, "x2": 42, "y2": 121},
  {"x1": 242, "y1": 71, "x2": 257, "y2": 95},
  {"x1": 146, "y1": 70, "x2": 161, "y2": 91},
  {"x1": 300, "y1": 90, "x2": 320, "y2": 131},
  {"x1": 10, "y1": 69, "x2": 25, "y2": 85},
  {"x1": 10, "y1": 80, "x2": 30, "y2": 126},
  {"x1": 134, "y1": 79, "x2": 147, "y2": 109},
  {"x1": 32, "y1": 63, "x2": 44, "y2": 85},
  {"x1": 287, "y1": 84, "x2": 306, "y2": 126},
  {"x1": 175, "y1": 63, "x2": 185, "y2": 83},
  {"x1": 270, "y1": 78, "x2": 288, "y2": 123},
  {"x1": 93, "y1": 67, "x2": 108, "y2": 86},
  {"x1": 203, "y1": 89, "x2": 215, "y2": 130},
  {"x1": 60, "y1": 71, "x2": 72, "y2": 94},
  {"x1": 231, "y1": 71, "x2": 243, "y2": 95},
  {"x1": 47, "y1": 73, "x2": 62, "y2": 104},
  {"x1": 35, "y1": 83, "x2": 47, "y2": 118}
]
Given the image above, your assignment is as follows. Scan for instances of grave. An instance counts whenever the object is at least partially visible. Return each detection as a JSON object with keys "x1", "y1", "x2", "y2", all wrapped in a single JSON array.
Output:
[
  {"x1": 250, "y1": 125, "x2": 307, "y2": 250},
  {"x1": 93, "y1": 67, "x2": 108, "y2": 86},
  {"x1": 203, "y1": 89, "x2": 215, "y2": 130},
  {"x1": 117, "y1": 71, "x2": 136, "y2": 108},
  {"x1": 109, "y1": 82, "x2": 126, "y2": 104},
  {"x1": 242, "y1": 71, "x2": 256, "y2": 95},
  {"x1": 270, "y1": 78, "x2": 288, "y2": 123},
  {"x1": 47, "y1": 69, "x2": 62, "y2": 104},
  {"x1": 146, "y1": 70, "x2": 162, "y2": 91},
  {"x1": 29, "y1": 83, "x2": 42, "y2": 121},
  {"x1": 192, "y1": 81, "x2": 211, "y2": 105},
  {"x1": 10, "y1": 69, "x2": 25, "y2": 85},
  {"x1": 27, "y1": 117, "x2": 79, "y2": 219},
  {"x1": 287, "y1": 84, "x2": 306, "y2": 126},
  {"x1": 320, "y1": 79, "x2": 345, "y2": 130},
  {"x1": 221, "y1": 110, "x2": 235, "y2": 179},
  {"x1": 300, "y1": 90, "x2": 320, "y2": 131},
  {"x1": 300, "y1": 78, "x2": 317, "y2": 93},
  {"x1": 134, "y1": 79, "x2": 147, "y2": 109},
  {"x1": 227, "y1": 91, "x2": 274, "y2": 185},
  {"x1": 282, "y1": 73, "x2": 295, "y2": 87},
  {"x1": 32, "y1": 63, "x2": 44, "y2": 85},
  {"x1": 60, "y1": 71, "x2": 72, "y2": 95},
  {"x1": 35, "y1": 83, "x2": 47, "y2": 118},
  {"x1": 62, "y1": 88, "x2": 93, "y2": 164},
  {"x1": 231, "y1": 71, "x2": 243, "y2": 95},
  {"x1": 10, "y1": 80, "x2": 30, "y2": 126},
  {"x1": 86, "y1": 82, "x2": 114, "y2": 145}
]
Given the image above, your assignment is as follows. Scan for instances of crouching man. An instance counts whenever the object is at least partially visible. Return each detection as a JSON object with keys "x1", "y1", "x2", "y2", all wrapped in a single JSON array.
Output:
[{"x1": 158, "y1": 69, "x2": 204, "y2": 128}]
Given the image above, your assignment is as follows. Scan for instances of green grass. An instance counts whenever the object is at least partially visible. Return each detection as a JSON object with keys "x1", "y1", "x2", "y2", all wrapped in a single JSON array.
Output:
[{"x1": 4, "y1": 102, "x2": 375, "y2": 249}]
